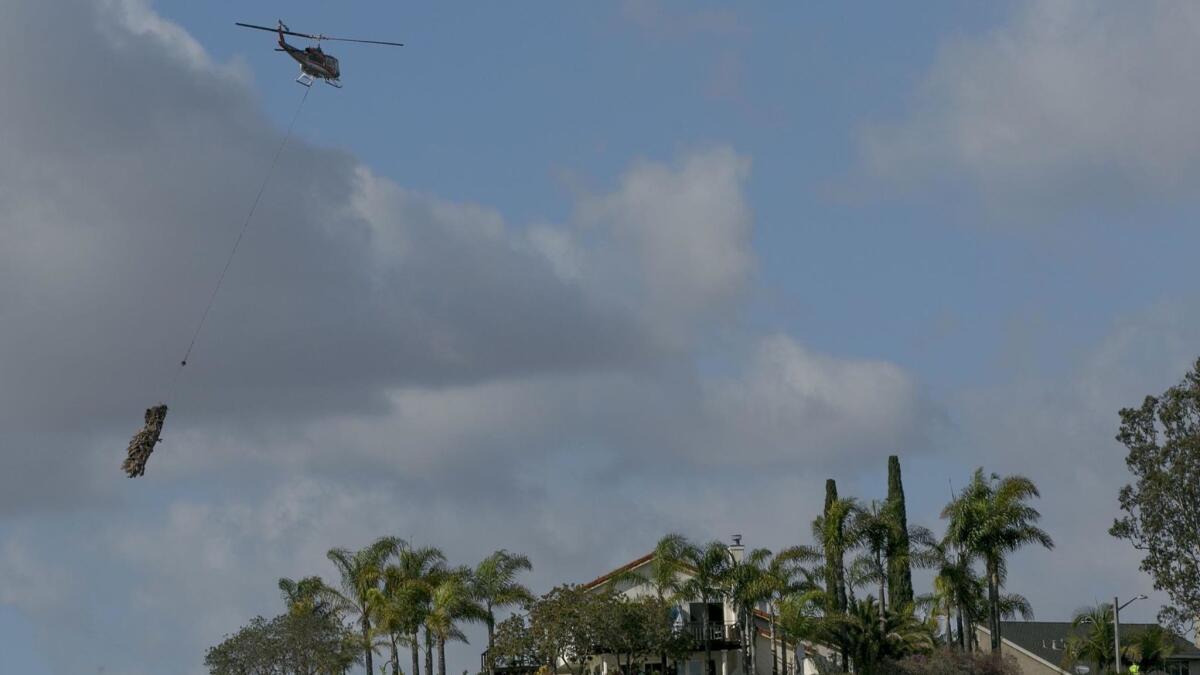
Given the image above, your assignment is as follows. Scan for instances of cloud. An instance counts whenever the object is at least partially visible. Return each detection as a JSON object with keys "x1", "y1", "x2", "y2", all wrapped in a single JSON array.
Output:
[
  {"x1": 861, "y1": 1, "x2": 1200, "y2": 208},
  {"x1": 703, "y1": 335, "x2": 932, "y2": 467},
  {"x1": 0, "y1": 539, "x2": 72, "y2": 613},
  {"x1": 578, "y1": 147, "x2": 754, "y2": 342},
  {"x1": 619, "y1": 0, "x2": 744, "y2": 41},
  {"x1": 0, "y1": 1, "x2": 937, "y2": 673}
]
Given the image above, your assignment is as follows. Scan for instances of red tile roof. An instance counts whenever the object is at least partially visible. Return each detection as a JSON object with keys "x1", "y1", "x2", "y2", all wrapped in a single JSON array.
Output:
[{"x1": 582, "y1": 552, "x2": 656, "y2": 589}]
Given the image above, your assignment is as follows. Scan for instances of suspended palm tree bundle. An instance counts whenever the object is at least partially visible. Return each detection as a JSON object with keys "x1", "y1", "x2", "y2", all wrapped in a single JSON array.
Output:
[{"x1": 121, "y1": 404, "x2": 168, "y2": 477}]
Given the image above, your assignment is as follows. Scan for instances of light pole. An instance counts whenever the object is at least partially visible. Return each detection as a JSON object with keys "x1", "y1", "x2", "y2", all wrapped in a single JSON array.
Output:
[{"x1": 1114, "y1": 594, "x2": 1147, "y2": 674}]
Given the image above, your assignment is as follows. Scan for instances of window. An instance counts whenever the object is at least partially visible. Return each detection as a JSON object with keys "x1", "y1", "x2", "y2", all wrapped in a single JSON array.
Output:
[{"x1": 1165, "y1": 662, "x2": 1188, "y2": 675}]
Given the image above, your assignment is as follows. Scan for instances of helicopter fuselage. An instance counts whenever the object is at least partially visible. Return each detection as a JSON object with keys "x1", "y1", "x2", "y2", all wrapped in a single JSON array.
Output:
[{"x1": 279, "y1": 38, "x2": 341, "y2": 86}]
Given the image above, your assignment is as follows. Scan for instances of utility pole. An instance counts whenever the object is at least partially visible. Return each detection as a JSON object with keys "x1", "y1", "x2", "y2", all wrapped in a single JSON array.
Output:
[
  {"x1": 1114, "y1": 594, "x2": 1147, "y2": 674},
  {"x1": 1114, "y1": 596, "x2": 1121, "y2": 675}
]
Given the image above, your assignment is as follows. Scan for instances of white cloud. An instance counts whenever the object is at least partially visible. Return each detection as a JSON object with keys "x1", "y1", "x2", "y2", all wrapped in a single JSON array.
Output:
[{"x1": 862, "y1": 1, "x2": 1200, "y2": 206}]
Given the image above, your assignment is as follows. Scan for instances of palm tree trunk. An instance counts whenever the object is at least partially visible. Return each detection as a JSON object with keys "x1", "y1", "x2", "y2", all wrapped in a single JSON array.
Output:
[
  {"x1": 363, "y1": 617, "x2": 374, "y2": 675},
  {"x1": 425, "y1": 628, "x2": 434, "y2": 675},
  {"x1": 741, "y1": 610, "x2": 748, "y2": 675},
  {"x1": 487, "y1": 613, "x2": 496, "y2": 675},
  {"x1": 781, "y1": 633, "x2": 788, "y2": 675},
  {"x1": 438, "y1": 636, "x2": 447, "y2": 675},
  {"x1": 391, "y1": 634, "x2": 400, "y2": 675},
  {"x1": 987, "y1": 561, "x2": 1001, "y2": 653},
  {"x1": 703, "y1": 599, "x2": 713, "y2": 675},
  {"x1": 412, "y1": 630, "x2": 421, "y2": 675},
  {"x1": 770, "y1": 613, "x2": 777, "y2": 675},
  {"x1": 954, "y1": 606, "x2": 964, "y2": 652},
  {"x1": 957, "y1": 599, "x2": 968, "y2": 652}
]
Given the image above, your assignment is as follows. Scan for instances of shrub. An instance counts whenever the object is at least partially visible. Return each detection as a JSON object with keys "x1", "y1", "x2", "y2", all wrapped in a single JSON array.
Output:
[{"x1": 887, "y1": 648, "x2": 1021, "y2": 675}]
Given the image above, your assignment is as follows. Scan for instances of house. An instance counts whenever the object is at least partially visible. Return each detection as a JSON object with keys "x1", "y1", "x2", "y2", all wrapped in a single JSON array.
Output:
[
  {"x1": 974, "y1": 621, "x2": 1200, "y2": 675},
  {"x1": 570, "y1": 538, "x2": 834, "y2": 675}
]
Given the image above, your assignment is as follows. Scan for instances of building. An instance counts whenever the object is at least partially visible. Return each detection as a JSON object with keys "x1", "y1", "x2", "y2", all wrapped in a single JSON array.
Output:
[
  {"x1": 974, "y1": 622, "x2": 1200, "y2": 675},
  {"x1": 572, "y1": 539, "x2": 833, "y2": 675}
]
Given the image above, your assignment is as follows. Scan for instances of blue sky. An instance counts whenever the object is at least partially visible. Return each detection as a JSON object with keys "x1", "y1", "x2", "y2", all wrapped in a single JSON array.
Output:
[{"x1": 3, "y1": 1, "x2": 1200, "y2": 673}]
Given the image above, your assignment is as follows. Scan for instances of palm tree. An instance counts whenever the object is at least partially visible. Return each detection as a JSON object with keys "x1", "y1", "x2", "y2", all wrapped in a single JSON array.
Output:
[
  {"x1": 322, "y1": 536, "x2": 404, "y2": 675},
  {"x1": 655, "y1": 535, "x2": 736, "y2": 675},
  {"x1": 848, "y1": 501, "x2": 893, "y2": 626},
  {"x1": 426, "y1": 567, "x2": 488, "y2": 675},
  {"x1": 279, "y1": 575, "x2": 330, "y2": 618},
  {"x1": 1064, "y1": 604, "x2": 1117, "y2": 674},
  {"x1": 809, "y1": 495, "x2": 861, "y2": 670},
  {"x1": 386, "y1": 546, "x2": 447, "y2": 675},
  {"x1": 816, "y1": 487, "x2": 856, "y2": 618},
  {"x1": 473, "y1": 550, "x2": 534, "y2": 675},
  {"x1": 943, "y1": 469, "x2": 1053, "y2": 652},
  {"x1": 729, "y1": 547, "x2": 771, "y2": 675},
  {"x1": 1122, "y1": 625, "x2": 1176, "y2": 673},
  {"x1": 745, "y1": 548, "x2": 815, "y2": 675},
  {"x1": 911, "y1": 530, "x2": 979, "y2": 651},
  {"x1": 821, "y1": 597, "x2": 933, "y2": 675},
  {"x1": 375, "y1": 547, "x2": 447, "y2": 675}
]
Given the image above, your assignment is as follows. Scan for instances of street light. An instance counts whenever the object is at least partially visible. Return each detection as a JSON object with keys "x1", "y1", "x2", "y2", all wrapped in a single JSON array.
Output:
[{"x1": 1114, "y1": 594, "x2": 1148, "y2": 674}]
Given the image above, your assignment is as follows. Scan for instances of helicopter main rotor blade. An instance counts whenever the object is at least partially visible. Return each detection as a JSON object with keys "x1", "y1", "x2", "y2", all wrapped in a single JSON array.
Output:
[
  {"x1": 235, "y1": 22, "x2": 320, "y2": 41},
  {"x1": 319, "y1": 36, "x2": 405, "y2": 47}
]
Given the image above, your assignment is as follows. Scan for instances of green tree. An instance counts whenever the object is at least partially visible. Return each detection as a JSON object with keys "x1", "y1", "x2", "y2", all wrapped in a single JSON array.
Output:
[
  {"x1": 821, "y1": 480, "x2": 850, "y2": 617},
  {"x1": 322, "y1": 536, "x2": 404, "y2": 675},
  {"x1": 473, "y1": 550, "x2": 534, "y2": 675},
  {"x1": 1122, "y1": 625, "x2": 1175, "y2": 672},
  {"x1": 887, "y1": 456, "x2": 915, "y2": 610},
  {"x1": 490, "y1": 614, "x2": 537, "y2": 672},
  {"x1": 1110, "y1": 358, "x2": 1200, "y2": 635},
  {"x1": 943, "y1": 469, "x2": 1053, "y2": 652},
  {"x1": 204, "y1": 612, "x2": 360, "y2": 675},
  {"x1": 526, "y1": 585, "x2": 614, "y2": 675}
]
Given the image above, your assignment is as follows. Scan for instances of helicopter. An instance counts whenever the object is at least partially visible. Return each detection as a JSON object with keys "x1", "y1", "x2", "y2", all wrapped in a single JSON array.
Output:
[{"x1": 235, "y1": 20, "x2": 403, "y2": 88}]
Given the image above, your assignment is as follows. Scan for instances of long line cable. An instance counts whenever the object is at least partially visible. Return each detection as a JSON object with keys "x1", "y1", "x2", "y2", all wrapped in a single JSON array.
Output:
[{"x1": 164, "y1": 86, "x2": 311, "y2": 403}]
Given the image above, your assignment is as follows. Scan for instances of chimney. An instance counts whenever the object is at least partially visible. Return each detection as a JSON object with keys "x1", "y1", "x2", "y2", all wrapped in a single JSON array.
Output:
[{"x1": 730, "y1": 534, "x2": 744, "y2": 563}]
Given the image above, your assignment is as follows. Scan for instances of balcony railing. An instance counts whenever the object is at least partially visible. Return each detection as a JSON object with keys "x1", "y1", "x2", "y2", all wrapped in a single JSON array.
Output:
[{"x1": 681, "y1": 620, "x2": 741, "y2": 645}]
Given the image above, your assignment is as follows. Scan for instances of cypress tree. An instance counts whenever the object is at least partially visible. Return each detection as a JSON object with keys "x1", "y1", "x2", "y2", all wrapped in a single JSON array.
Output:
[
  {"x1": 886, "y1": 455, "x2": 914, "y2": 608},
  {"x1": 822, "y1": 479, "x2": 847, "y2": 614}
]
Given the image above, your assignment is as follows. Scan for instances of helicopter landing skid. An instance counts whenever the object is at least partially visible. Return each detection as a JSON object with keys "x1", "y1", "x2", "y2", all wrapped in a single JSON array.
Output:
[
  {"x1": 296, "y1": 72, "x2": 315, "y2": 87},
  {"x1": 325, "y1": 78, "x2": 343, "y2": 89}
]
